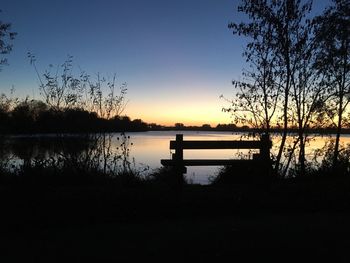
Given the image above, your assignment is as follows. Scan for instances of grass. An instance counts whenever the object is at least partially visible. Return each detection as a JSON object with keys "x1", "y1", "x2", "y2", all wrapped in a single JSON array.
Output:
[
  {"x1": 3, "y1": 213, "x2": 350, "y2": 260},
  {"x1": 1, "y1": 166, "x2": 350, "y2": 260}
]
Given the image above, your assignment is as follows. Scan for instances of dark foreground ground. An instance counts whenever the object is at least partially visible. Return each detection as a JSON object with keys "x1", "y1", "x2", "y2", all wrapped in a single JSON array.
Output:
[{"x1": 1, "y1": 176, "x2": 350, "y2": 261}]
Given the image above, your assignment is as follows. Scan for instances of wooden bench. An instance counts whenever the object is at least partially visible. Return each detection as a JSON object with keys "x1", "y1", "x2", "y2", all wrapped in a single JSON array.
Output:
[{"x1": 161, "y1": 134, "x2": 272, "y2": 175}]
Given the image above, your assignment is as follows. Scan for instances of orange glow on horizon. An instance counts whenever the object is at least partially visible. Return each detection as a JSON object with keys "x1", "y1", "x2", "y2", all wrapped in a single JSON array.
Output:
[
  {"x1": 125, "y1": 81, "x2": 234, "y2": 127},
  {"x1": 126, "y1": 97, "x2": 231, "y2": 127}
]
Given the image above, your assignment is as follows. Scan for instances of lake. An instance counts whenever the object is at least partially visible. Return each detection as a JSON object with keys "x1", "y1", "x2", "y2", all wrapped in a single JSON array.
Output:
[
  {"x1": 126, "y1": 131, "x2": 350, "y2": 184},
  {"x1": 2, "y1": 131, "x2": 350, "y2": 184}
]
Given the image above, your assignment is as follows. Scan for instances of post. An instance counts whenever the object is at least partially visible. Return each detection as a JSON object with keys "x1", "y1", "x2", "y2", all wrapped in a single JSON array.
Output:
[
  {"x1": 175, "y1": 134, "x2": 183, "y2": 163},
  {"x1": 260, "y1": 134, "x2": 272, "y2": 182},
  {"x1": 260, "y1": 134, "x2": 271, "y2": 162},
  {"x1": 174, "y1": 134, "x2": 185, "y2": 185}
]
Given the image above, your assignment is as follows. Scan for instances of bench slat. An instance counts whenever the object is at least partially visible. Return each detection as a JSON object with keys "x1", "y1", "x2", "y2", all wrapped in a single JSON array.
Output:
[
  {"x1": 161, "y1": 159, "x2": 259, "y2": 166},
  {"x1": 170, "y1": 140, "x2": 269, "y2": 150}
]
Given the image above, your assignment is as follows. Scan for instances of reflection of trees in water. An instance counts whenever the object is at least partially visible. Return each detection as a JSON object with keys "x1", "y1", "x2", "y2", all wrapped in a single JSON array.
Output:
[
  {"x1": 0, "y1": 133, "x2": 136, "y2": 176},
  {"x1": 3, "y1": 135, "x2": 92, "y2": 159},
  {"x1": 0, "y1": 135, "x2": 96, "y2": 171}
]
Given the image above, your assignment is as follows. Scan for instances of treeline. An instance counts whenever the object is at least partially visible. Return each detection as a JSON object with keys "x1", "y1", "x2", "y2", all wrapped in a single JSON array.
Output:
[{"x1": 0, "y1": 99, "x2": 148, "y2": 134}]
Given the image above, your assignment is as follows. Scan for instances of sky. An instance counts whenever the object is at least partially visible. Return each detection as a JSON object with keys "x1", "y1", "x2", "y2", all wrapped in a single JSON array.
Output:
[{"x1": 0, "y1": 0, "x2": 329, "y2": 126}]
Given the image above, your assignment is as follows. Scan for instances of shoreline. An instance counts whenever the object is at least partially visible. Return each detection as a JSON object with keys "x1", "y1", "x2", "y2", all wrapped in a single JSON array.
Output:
[{"x1": 2, "y1": 129, "x2": 350, "y2": 137}]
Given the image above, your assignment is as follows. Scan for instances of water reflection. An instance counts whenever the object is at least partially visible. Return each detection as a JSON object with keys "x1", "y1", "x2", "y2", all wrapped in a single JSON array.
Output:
[
  {"x1": 1, "y1": 134, "x2": 91, "y2": 159},
  {"x1": 2, "y1": 131, "x2": 350, "y2": 184}
]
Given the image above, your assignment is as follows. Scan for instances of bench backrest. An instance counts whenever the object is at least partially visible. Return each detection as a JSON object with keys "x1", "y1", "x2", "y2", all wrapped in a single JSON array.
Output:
[{"x1": 161, "y1": 134, "x2": 272, "y2": 166}]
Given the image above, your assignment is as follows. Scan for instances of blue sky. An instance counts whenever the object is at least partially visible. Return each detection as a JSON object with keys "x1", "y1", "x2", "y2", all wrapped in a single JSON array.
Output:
[{"x1": 0, "y1": 0, "x2": 329, "y2": 125}]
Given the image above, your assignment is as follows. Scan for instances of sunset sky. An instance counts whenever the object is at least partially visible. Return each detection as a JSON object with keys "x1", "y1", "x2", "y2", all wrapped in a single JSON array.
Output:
[{"x1": 0, "y1": 0, "x2": 329, "y2": 126}]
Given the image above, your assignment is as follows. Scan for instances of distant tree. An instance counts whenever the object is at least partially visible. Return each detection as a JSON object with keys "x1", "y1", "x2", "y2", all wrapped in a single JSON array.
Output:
[
  {"x1": 120, "y1": 116, "x2": 131, "y2": 122},
  {"x1": 11, "y1": 99, "x2": 48, "y2": 132},
  {"x1": 62, "y1": 108, "x2": 99, "y2": 132},
  {"x1": 0, "y1": 88, "x2": 18, "y2": 112},
  {"x1": 11, "y1": 100, "x2": 33, "y2": 132},
  {"x1": 149, "y1": 123, "x2": 163, "y2": 129},
  {"x1": 131, "y1": 119, "x2": 148, "y2": 131},
  {"x1": 0, "y1": 10, "x2": 16, "y2": 71},
  {"x1": 314, "y1": 0, "x2": 350, "y2": 172},
  {"x1": 175, "y1": 123, "x2": 184, "y2": 129},
  {"x1": 216, "y1": 123, "x2": 237, "y2": 130},
  {"x1": 0, "y1": 94, "x2": 11, "y2": 132}
]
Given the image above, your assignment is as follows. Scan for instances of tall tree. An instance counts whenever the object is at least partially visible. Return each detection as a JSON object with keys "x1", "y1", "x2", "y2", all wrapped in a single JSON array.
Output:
[
  {"x1": 226, "y1": 9, "x2": 280, "y2": 134},
  {"x1": 288, "y1": 27, "x2": 326, "y2": 176},
  {"x1": 0, "y1": 10, "x2": 16, "y2": 71},
  {"x1": 314, "y1": 0, "x2": 350, "y2": 172},
  {"x1": 228, "y1": 0, "x2": 316, "y2": 176}
]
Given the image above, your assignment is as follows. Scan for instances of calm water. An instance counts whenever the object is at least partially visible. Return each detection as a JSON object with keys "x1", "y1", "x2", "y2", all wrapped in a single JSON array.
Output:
[
  {"x1": 3, "y1": 131, "x2": 350, "y2": 184},
  {"x1": 123, "y1": 131, "x2": 350, "y2": 184},
  {"x1": 128, "y1": 131, "x2": 252, "y2": 184}
]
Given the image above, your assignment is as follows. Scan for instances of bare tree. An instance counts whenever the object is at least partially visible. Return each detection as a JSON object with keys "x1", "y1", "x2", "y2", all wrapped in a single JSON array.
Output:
[
  {"x1": 288, "y1": 26, "x2": 327, "y2": 176},
  {"x1": 227, "y1": 0, "x2": 317, "y2": 176},
  {"x1": 87, "y1": 73, "x2": 127, "y2": 119},
  {"x1": 226, "y1": 7, "x2": 281, "y2": 134},
  {"x1": 314, "y1": 0, "x2": 350, "y2": 172},
  {"x1": 28, "y1": 53, "x2": 87, "y2": 110}
]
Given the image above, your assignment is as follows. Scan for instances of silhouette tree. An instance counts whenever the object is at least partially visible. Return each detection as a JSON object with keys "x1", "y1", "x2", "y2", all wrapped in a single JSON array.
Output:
[
  {"x1": 28, "y1": 54, "x2": 87, "y2": 110},
  {"x1": 0, "y1": 89, "x2": 19, "y2": 133},
  {"x1": 314, "y1": 0, "x2": 350, "y2": 172},
  {"x1": 227, "y1": 0, "x2": 318, "y2": 176},
  {"x1": 288, "y1": 21, "x2": 327, "y2": 176},
  {"x1": 28, "y1": 54, "x2": 128, "y2": 120},
  {"x1": 175, "y1": 123, "x2": 184, "y2": 129},
  {"x1": 227, "y1": 0, "x2": 281, "y2": 134},
  {"x1": 0, "y1": 10, "x2": 16, "y2": 71},
  {"x1": 11, "y1": 99, "x2": 48, "y2": 132},
  {"x1": 87, "y1": 73, "x2": 127, "y2": 120}
]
